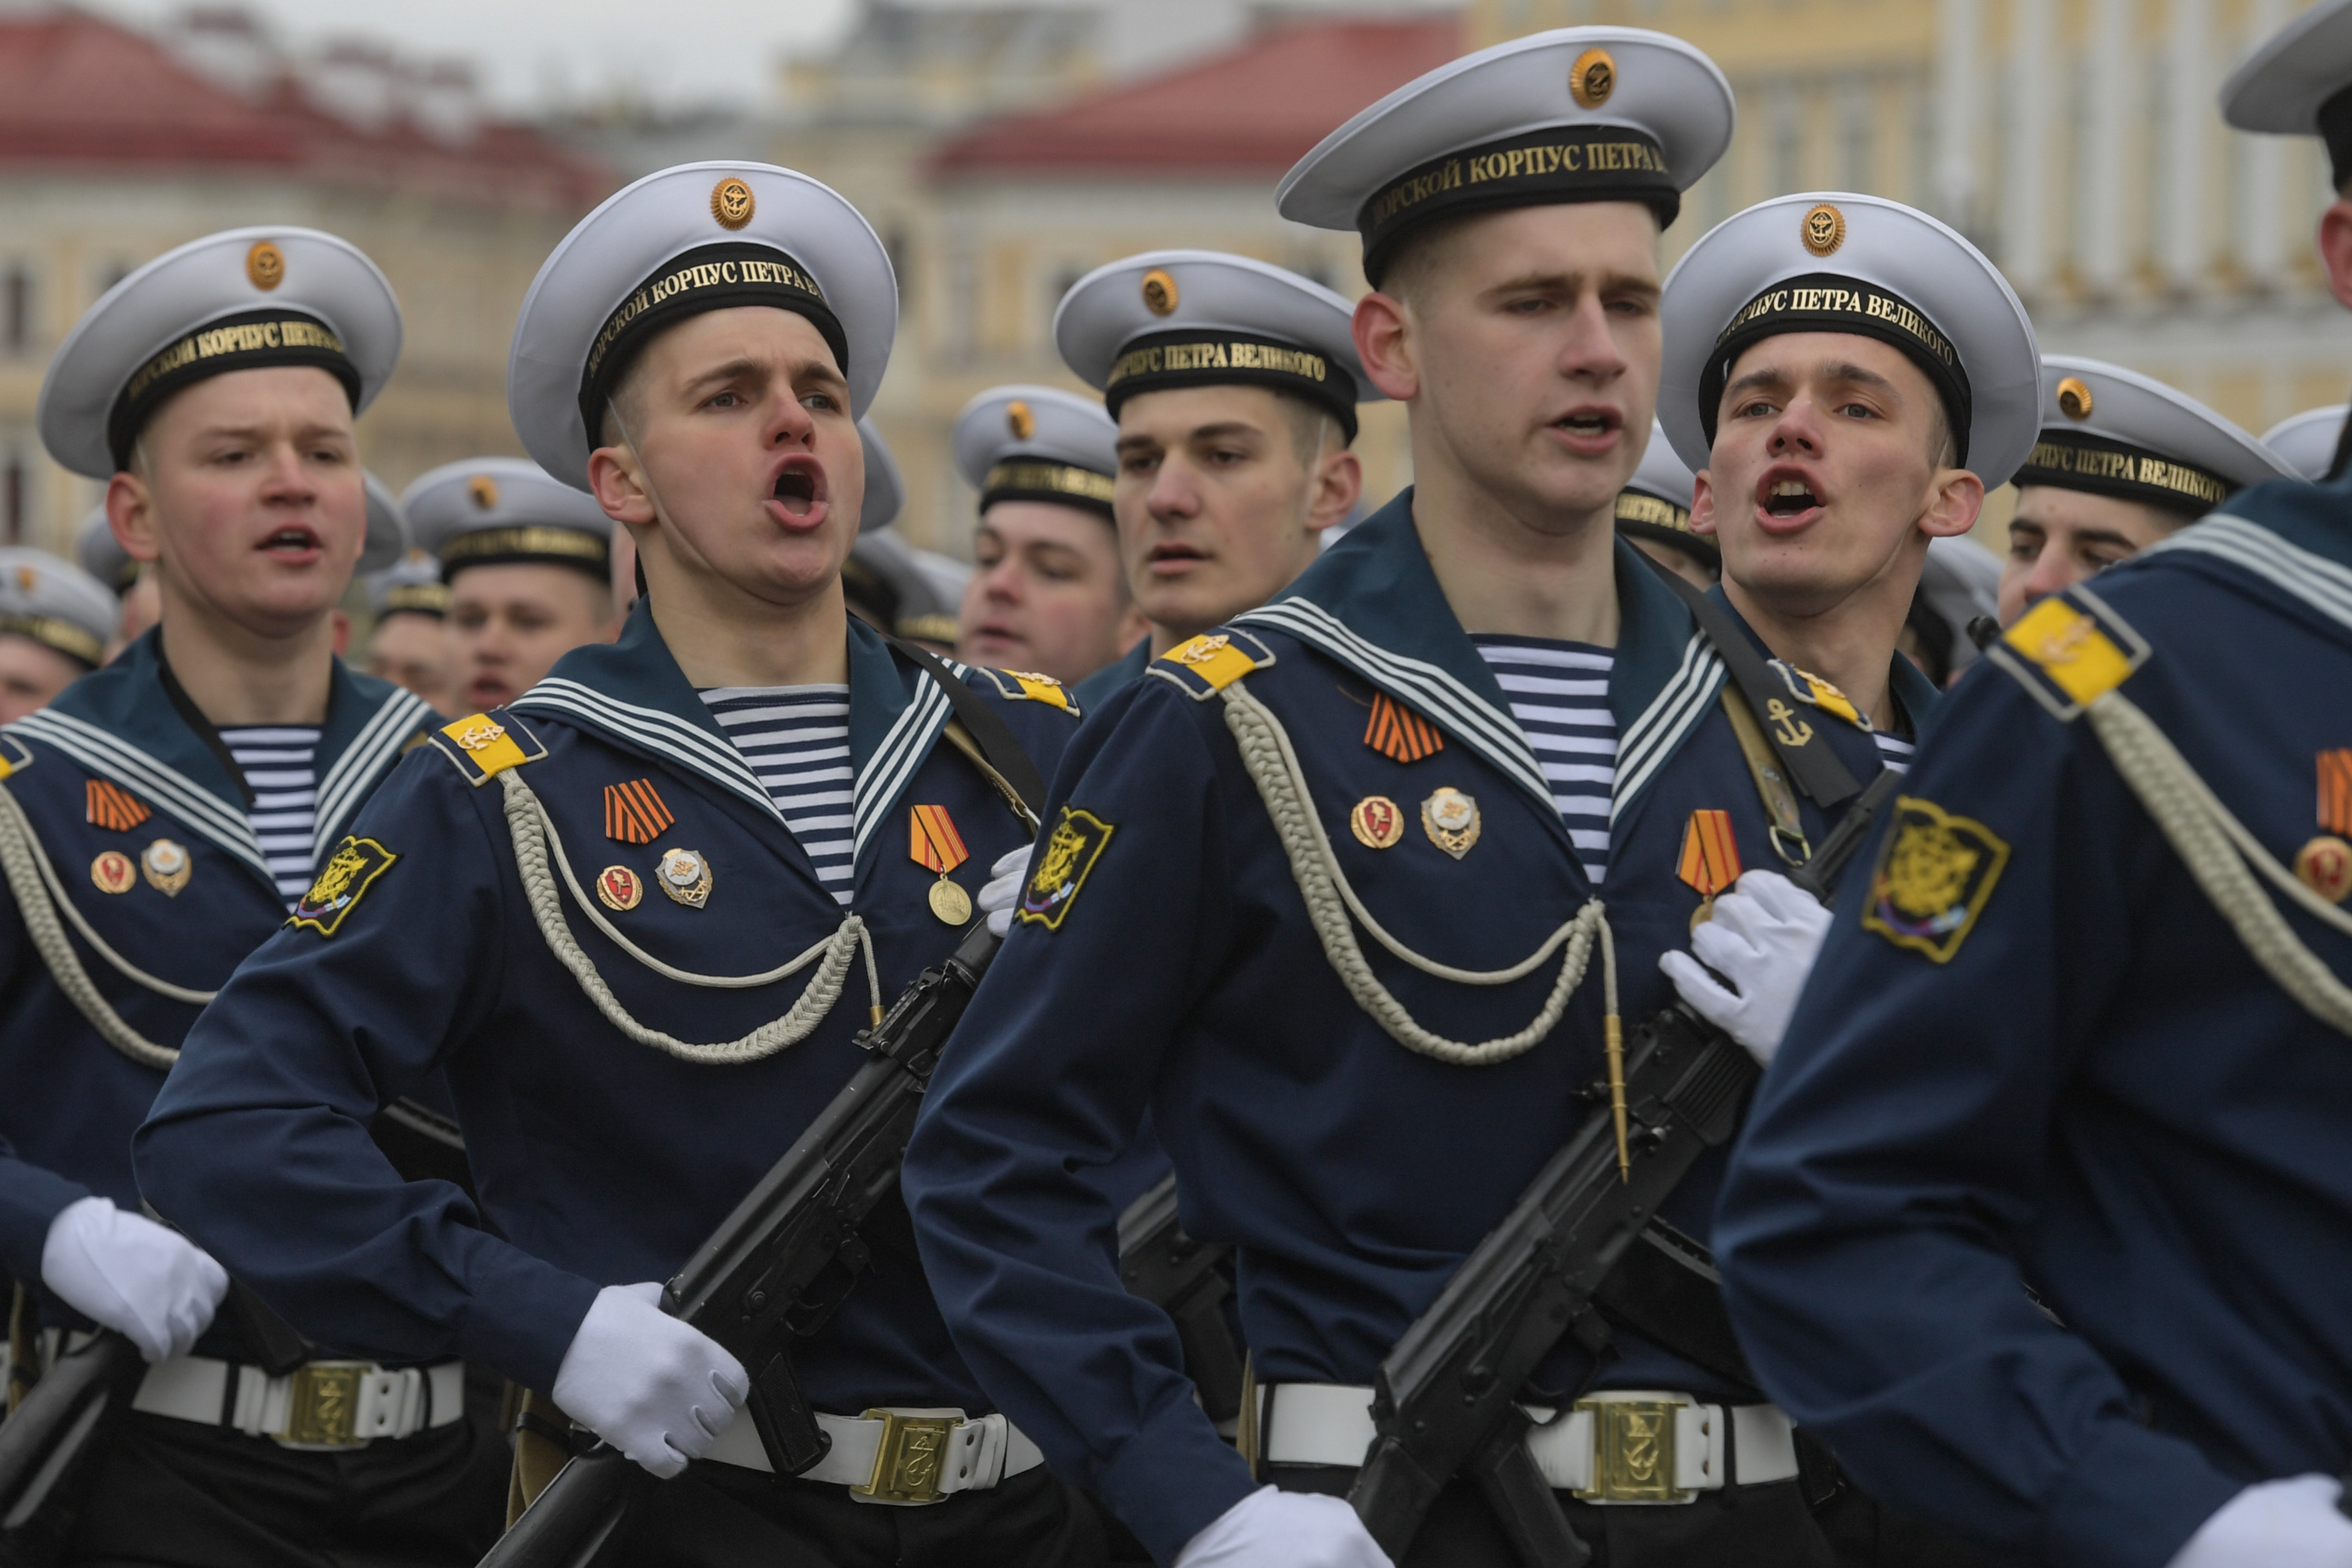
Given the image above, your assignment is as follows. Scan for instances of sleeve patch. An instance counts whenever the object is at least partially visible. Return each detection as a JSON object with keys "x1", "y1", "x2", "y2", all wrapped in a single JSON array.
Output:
[
  {"x1": 1860, "y1": 796, "x2": 2012, "y2": 964},
  {"x1": 1988, "y1": 590, "x2": 2148, "y2": 720},
  {"x1": 1148, "y1": 630, "x2": 1276, "y2": 699},
  {"x1": 289, "y1": 835, "x2": 398, "y2": 937},
  {"x1": 1017, "y1": 806, "x2": 1115, "y2": 931},
  {"x1": 426, "y1": 711, "x2": 546, "y2": 786}
]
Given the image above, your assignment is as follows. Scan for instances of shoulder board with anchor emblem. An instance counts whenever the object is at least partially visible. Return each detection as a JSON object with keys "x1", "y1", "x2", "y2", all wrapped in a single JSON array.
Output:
[
  {"x1": 426, "y1": 710, "x2": 548, "y2": 786},
  {"x1": 1147, "y1": 630, "x2": 1276, "y2": 700},
  {"x1": 1769, "y1": 661, "x2": 1864, "y2": 728},
  {"x1": 0, "y1": 732, "x2": 35, "y2": 779},
  {"x1": 1985, "y1": 586, "x2": 2151, "y2": 722},
  {"x1": 964, "y1": 666, "x2": 1080, "y2": 715}
]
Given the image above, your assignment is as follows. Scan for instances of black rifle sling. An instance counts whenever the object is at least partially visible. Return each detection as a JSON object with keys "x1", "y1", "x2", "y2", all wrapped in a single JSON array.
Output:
[
  {"x1": 884, "y1": 637, "x2": 1051, "y2": 823},
  {"x1": 1644, "y1": 562, "x2": 1862, "y2": 808}
]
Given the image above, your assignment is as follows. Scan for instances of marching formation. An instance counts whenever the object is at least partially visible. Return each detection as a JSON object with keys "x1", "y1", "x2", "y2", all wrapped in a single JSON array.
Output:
[{"x1": 3, "y1": 7, "x2": 2352, "y2": 1568}]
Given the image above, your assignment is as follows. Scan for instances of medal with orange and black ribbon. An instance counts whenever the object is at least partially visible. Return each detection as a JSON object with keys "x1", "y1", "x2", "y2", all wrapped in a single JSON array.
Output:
[
  {"x1": 910, "y1": 804, "x2": 973, "y2": 924},
  {"x1": 1677, "y1": 808, "x2": 1743, "y2": 929},
  {"x1": 2297, "y1": 750, "x2": 2352, "y2": 904}
]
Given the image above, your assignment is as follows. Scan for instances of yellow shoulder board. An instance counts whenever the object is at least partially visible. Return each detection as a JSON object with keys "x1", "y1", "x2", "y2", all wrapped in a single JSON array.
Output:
[
  {"x1": 1988, "y1": 590, "x2": 2148, "y2": 720},
  {"x1": 1149, "y1": 632, "x2": 1268, "y2": 700},
  {"x1": 426, "y1": 712, "x2": 546, "y2": 786},
  {"x1": 1798, "y1": 670, "x2": 1862, "y2": 727}
]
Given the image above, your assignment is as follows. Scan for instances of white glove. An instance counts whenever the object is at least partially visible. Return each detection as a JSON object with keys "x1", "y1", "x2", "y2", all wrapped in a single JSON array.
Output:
[
  {"x1": 978, "y1": 844, "x2": 1029, "y2": 938},
  {"x1": 2168, "y1": 1475, "x2": 2352, "y2": 1568},
  {"x1": 1174, "y1": 1486, "x2": 1395, "y2": 1568},
  {"x1": 1657, "y1": 869, "x2": 1832, "y2": 1068},
  {"x1": 39, "y1": 1196, "x2": 229, "y2": 1363},
  {"x1": 551, "y1": 1282, "x2": 748, "y2": 1479}
]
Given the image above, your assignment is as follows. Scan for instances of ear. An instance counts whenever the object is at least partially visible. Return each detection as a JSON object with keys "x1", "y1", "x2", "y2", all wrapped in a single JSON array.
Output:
[
  {"x1": 1353, "y1": 291, "x2": 1419, "y2": 402},
  {"x1": 105, "y1": 470, "x2": 161, "y2": 563},
  {"x1": 2321, "y1": 198, "x2": 2352, "y2": 311},
  {"x1": 1920, "y1": 467, "x2": 1987, "y2": 539},
  {"x1": 1689, "y1": 470, "x2": 1719, "y2": 538},
  {"x1": 587, "y1": 443, "x2": 659, "y2": 529},
  {"x1": 1304, "y1": 447, "x2": 1362, "y2": 534}
]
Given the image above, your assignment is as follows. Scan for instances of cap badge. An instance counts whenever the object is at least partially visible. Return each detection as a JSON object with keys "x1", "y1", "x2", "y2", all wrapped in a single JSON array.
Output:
[
  {"x1": 2055, "y1": 376, "x2": 2095, "y2": 421},
  {"x1": 1141, "y1": 268, "x2": 1179, "y2": 317},
  {"x1": 140, "y1": 837, "x2": 191, "y2": 897},
  {"x1": 12, "y1": 566, "x2": 31, "y2": 592},
  {"x1": 1421, "y1": 786, "x2": 1481, "y2": 860},
  {"x1": 711, "y1": 176, "x2": 755, "y2": 231},
  {"x1": 1802, "y1": 204, "x2": 1846, "y2": 258},
  {"x1": 246, "y1": 241, "x2": 285, "y2": 291},
  {"x1": 468, "y1": 474, "x2": 499, "y2": 511},
  {"x1": 1350, "y1": 795, "x2": 1403, "y2": 849},
  {"x1": 90, "y1": 850, "x2": 136, "y2": 895},
  {"x1": 1005, "y1": 400, "x2": 1036, "y2": 441},
  {"x1": 596, "y1": 864, "x2": 644, "y2": 912},
  {"x1": 656, "y1": 845, "x2": 713, "y2": 908},
  {"x1": 1570, "y1": 48, "x2": 1616, "y2": 109}
]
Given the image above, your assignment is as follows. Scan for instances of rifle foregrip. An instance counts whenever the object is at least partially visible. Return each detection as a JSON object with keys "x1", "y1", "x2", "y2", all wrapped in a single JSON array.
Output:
[
  {"x1": 1348, "y1": 1436, "x2": 1450, "y2": 1559},
  {"x1": 0, "y1": 1330, "x2": 144, "y2": 1549},
  {"x1": 477, "y1": 1447, "x2": 645, "y2": 1568}
]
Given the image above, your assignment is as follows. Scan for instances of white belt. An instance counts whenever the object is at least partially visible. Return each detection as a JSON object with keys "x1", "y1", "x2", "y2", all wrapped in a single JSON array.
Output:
[
  {"x1": 705, "y1": 1405, "x2": 1044, "y2": 1506},
  {"x1": 130, "y1": 1353, "x2": 465, "y2": 1450},
  {"x1": 1261, "y1": 1384, "x2": 1799, "y2": 1503}
]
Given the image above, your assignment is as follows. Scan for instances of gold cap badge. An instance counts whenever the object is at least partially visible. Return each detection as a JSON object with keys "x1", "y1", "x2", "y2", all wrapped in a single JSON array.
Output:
[
  {"x1": 468, "y1": 474, "x2": 499, "y2": 511},
  {"x1": 1801, "y1": 204, "x2": 1846, "y2": 258},
  {"x1": 2055, "y1": 376, "x2": 2095, "y2": 421},
  {"x1": 13, "y1": 565, "x2": 31, "y2": 592},
  {"x1": 1570, "y1": 48, "x2": 1616, "y2": 109},
  {"x1": 1141, "y1": 268, "x2": 1179, "y2": 317},
  {"x1": 246, "y1": 241, "x2": 285, "y2": 291},
  {"x1": 711, "y1": 176, "x2": 755, "y2": 231},
  {"x1": 1005, "y1": 400, "x2": 1035, "y2": 441}
]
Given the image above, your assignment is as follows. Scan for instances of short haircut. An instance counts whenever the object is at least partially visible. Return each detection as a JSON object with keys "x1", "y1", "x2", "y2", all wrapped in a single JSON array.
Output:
[{"x1": 1272, "y1": 390, "x2": 1350, "y2": 466}]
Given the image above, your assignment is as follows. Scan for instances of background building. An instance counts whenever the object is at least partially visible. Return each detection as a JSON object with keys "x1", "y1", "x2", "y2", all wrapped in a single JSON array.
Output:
[{"x1": 0, "y1": 8, "x2": 606, "y2": 556}]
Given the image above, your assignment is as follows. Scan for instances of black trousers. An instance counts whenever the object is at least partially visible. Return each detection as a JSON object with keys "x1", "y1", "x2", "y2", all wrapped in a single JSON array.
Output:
[
  {"x1": 607, "y1": 1460, "x2": 1109, "y2": 1568},
  {"x1": 1272, "y1": 1463, "x2": 2012, "y2": 1568},
  {"x1": 65, "y1": 1410, "x2": 510, "y2": 1568}
]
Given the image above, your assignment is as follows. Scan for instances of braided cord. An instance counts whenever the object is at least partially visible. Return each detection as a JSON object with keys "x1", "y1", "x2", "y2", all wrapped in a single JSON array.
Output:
[
  {"x1": 2087, "y1": 691, "x2": 2352, "y2": 1034},
  {"x1": 1219, "y1": 678, "x2": 1611, "y2": 1066},
  {"x1": 0, "y1": 781, "x2": 203, "y2": 1070},
  {"x1": 499, "y1": 770, "x2": 878, "y2": 1064}
]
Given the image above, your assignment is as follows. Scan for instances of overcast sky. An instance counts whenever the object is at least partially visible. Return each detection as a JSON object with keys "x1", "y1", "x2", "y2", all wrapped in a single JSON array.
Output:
[{"x1": 86, "y1": 0, "x2": 867, "y2": 115}]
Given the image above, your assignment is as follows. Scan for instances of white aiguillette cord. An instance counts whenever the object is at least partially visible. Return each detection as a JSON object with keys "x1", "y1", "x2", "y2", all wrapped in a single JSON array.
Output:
[{"x1": 1217, "y1": 676, "x2": 1617, "y2": 1067}]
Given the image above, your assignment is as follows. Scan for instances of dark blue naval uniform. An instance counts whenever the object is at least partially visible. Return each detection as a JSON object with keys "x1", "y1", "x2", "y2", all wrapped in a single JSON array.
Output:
[
  {"x1": 902, "y1": 492, "x2": 1909, "y2": 1563},
  {"x1": 134, "y1": 603, "x2": 1076, "y2": 1418},
  {"x1": 1715, "y1": 483, "x2": 2352, "y2": 1568},
  {"x1": 1073, "y1": 637, "x2": 1151, "y2": 714},
  {"x1": 0, "y1": 633, "x2": 434, "y2": 1298}
]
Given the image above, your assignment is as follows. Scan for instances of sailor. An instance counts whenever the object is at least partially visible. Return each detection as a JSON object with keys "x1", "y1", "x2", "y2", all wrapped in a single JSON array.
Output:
[
  {"x1": 0, "y1": 546, "x2": 120, "y2": 720},
  {"x1": 1051, "y1": 249, "x2": 1370, "y2": 711},
  {"x1": 76, "y1": 503, "x2": 158, "y2": 659},
  {"x1": 845, "y1": 416, "x2": 963, "y2": 652},
  {"x1": 953, "y1": 384, "x2": 1145, "y2": 686},
  {"x1": 133, "y1": 163, "x2": 1105, "y2": 1563},
  {"x1": 2263, "y1": 402, "x2": 2349, "y2": 480},
  {"x1": 361, "y1": 550, "x2": 454, "y2": 713},
  {"x1": 0, "y1": 227, "x2": 503, "y2": 1565},
  {"x1": 902, "y1": 30, "x2": 1931, "y2": 1568},
  {"x1": 404, "y1": 455, "x2": 621, "y2": 713},
  {"x1": 1616, "y1": 419, "x2": 1715, "y2": 588},
  {"x1": 1994, "y1": 356, "x2": 2288, "y2": 626},
  {"x1": 1713, "y1": 5, "x2": 2352, "y2": 1563}
]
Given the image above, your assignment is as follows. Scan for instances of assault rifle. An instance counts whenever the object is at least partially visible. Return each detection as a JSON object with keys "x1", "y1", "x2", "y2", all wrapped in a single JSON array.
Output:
[
  {"x1": 1348, "y1": 771, "x2": 1900, "y2": 1566},
  {"x1": 1116, "y1": 1175, "x2": 1243, "y2": 1423},
  {"x1": 481, "y1": 920, "x2": 1002, "y2": 1568}
]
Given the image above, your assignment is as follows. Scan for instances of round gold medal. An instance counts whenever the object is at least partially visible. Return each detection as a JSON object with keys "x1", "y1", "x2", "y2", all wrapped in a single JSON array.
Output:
[
  {"x1": 929, "y1": 879, "x2": 974, "y2": 925},
  {"x1": 2295, "y1": 834, "x2": 2352, "y2": 904},
  {"x1": 90, "y1": 850, "x2": 135, "y2": 895}
]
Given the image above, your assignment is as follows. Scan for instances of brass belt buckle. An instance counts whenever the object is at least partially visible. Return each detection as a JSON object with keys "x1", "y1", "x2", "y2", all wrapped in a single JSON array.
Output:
[
  {"x1": 281, "y1": 1361, "x2": 370, "y2": 1448},
  {"x1": 851, "y1": 1409, "x2": 960, "y2": 1504},
  {"x1": 1573, "y1": 1397, "x2": 1687, "y2": 1503}
]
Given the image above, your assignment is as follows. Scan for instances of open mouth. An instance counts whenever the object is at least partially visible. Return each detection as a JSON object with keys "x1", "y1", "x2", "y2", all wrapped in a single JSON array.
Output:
[
  {"x1": 260, "y1": 525, "x2": 321, "y2": 554},
  {"x1": 1552, "y1": 408, "x2": 1622, "y2": 443},
  {"x1": 1763, "y1": 477, "x2": 1820, "y2": 517},
  {"x1": 768, "y1": 456, "x2": 829, "y2": 524}
]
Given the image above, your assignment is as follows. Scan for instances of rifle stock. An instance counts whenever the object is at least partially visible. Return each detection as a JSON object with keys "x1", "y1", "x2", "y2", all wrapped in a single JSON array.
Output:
[
  {"x1": 0, "y1": 1330, "x2": 145, "y2": 1568},
  {"x1": 1115, "y1": 1174, "x2": 1243, "y2": 1423}
]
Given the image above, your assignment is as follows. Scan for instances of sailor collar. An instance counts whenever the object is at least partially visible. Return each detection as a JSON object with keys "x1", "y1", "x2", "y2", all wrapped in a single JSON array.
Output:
[
  {"x1": 2138, "y1": 473, "x2": 2352, "y2": 647},
  {"x1": 8, "y1": 629, "x2": 434, "y2": 891},
  {"x1": 510, "y1": 598, "x2": 964, "y2": 880},
  {"x1": 1237, "y1": 487, "x2": 1726, "y2": 834}
]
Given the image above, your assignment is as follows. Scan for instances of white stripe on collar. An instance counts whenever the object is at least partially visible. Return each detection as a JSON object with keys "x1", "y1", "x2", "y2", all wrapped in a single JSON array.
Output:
[
  {"x1": 851, "y1": 662, "x2": 956, "y2": 871},
  {"x1": 513, "y1": 677, "x2": 782, "y2": 824},
  {"x1": 2143, "y1": 514, "x2": 2352, "y2": 636},
  {"x1": 1237, "y1": 601, "x2": 1724, "y2": 827},
  {"x1": 10, "y1": 708, "x2": 270, "y2": 879},
  {"x1": 310, "y1": 688, "x2": 435, "y2": 858}
]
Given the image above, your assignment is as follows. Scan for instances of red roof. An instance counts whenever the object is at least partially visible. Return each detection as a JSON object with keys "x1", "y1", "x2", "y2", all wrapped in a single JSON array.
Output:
[
  {"x1": 931, "y1": 16, "x2": 1461, "y2": 177},
  {"x1": 0, "y1": 13, "x2": 606, "y2": 209}
]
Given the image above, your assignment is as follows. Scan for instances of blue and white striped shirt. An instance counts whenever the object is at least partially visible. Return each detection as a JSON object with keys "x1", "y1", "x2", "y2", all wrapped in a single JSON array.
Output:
[{"x1": 700, "y1": 686, "x2": 856, "y2": 906}]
